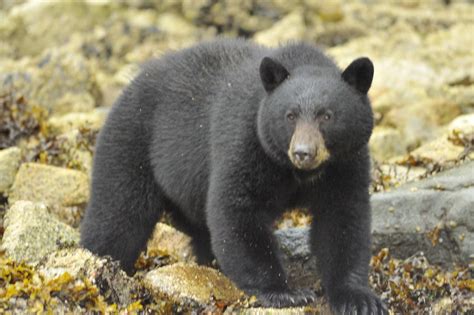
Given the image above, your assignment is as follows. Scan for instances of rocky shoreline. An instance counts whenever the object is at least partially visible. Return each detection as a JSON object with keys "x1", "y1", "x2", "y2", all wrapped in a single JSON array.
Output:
[{"x1": 1, "y1": 0, "x2": 473, "y2": 313}]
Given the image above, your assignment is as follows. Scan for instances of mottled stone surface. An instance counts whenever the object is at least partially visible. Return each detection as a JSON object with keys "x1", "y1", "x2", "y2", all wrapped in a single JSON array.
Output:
[
  {"x1": 2, "y1": 201, "x2": 80, "y2": 263},
  {"x1": 9, "y1": 163, "x2": 89, "y2": 207}
]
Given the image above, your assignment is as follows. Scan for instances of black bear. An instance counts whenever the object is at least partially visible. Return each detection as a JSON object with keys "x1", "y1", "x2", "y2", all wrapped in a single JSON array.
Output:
[{"x1": 81, "y1": 38, "x2": 387, "y2": 314}]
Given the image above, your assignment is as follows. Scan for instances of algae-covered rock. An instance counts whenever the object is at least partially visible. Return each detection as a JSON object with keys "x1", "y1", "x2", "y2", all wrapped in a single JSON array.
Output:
[
  {"x1": 145, "y1": 263, "x2": 242, "y2": 306},
  {"x1": 9, "y1": 163, "x2": 89, "y2": 207},
  {"x1": 0, "y1": 0, "x2": 113, "y2": 58},
  {"x1": 1, "y1": 48, "x2": 101, "y2": 115},
  {"x1": 47, "y1": 108, "x2": 108, "y2": 135},
  {"x1": 38, "y1": 248, "x2": 137, "y2": 307},
  {"x1": 408, "y1": 137, "x2": 465, "y2": 166},
  {"x1": 2, "y1": 201, "x2": 80, "y2": 263},
  {"x1": 147, "y1": 223, "x2": 196, "y2": 263},
  {"x1": 0, "y1": 146, "x2": 21, "y2": 194},
  {"x1": 253, "y1": 10, "x2": 306, "y2": 47},
  {"x1": 448, "y1": 113, "x2": 474, "y2": 146}
]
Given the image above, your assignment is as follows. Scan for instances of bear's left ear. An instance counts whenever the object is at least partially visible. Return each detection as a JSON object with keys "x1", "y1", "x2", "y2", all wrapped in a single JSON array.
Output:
[
  {"x1": 260, "y1": 57, "x2": 290, "y2": 93},
  {"x1": 341, "y1": 57, "x2": 374, "y2": 94}
]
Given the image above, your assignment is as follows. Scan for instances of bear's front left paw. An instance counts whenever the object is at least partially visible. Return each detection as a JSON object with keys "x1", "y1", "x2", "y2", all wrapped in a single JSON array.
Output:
[
  {"x1": 330, "y1": 286, "x2": 388, "y2": 315},
  {"x1": 256, "y1": 288, "x2": 316, "y2": 308}
]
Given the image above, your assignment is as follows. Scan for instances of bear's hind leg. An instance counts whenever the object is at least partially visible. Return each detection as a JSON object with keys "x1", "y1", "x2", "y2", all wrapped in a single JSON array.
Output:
[
  {"x1": 81, "y1": 167, "x2": 163, "y2": 273},
  {"x1": 80, "y1": 120, "x2": 164, "y2": 273}
]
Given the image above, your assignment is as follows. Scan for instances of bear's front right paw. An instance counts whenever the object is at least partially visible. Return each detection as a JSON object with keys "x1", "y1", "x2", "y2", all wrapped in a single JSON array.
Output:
[
  {"x1": 330, "y1": 286, "x2": 388, "y2": 315},
  {"x1": 256, "y1": 288, "x2": 316, "y2": 308}
]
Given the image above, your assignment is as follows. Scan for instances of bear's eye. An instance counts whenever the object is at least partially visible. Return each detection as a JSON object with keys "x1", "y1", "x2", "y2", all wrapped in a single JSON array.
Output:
[
  {"x1": 323, "y1": 113, "x2": 332, "y2": 121},
  {"x1": 286, "y1": 112, "x2": 296, "y2": 121}
]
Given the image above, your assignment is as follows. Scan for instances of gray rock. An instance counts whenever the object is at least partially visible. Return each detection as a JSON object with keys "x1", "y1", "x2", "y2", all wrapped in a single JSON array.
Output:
[
  {"x1": 275, "y1": 227, "x2": 318, "y2": 289},
  {"x1": 275, "y1": 161, "x2": 474, "y2": 284},
  {"x1": 371, "y1": 160, "x2": 474, "y2": 266},
  {"x1": 1, "y1": 201, "x2": 80, "y2": 263}
]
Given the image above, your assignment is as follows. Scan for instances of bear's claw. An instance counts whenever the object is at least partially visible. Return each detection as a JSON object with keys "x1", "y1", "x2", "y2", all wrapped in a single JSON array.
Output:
[{"x1": 257, "y1": 288, "x2": 316, "y2": 308}]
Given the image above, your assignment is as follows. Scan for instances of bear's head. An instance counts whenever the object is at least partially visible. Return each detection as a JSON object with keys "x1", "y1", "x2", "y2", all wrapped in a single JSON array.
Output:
[{"x1": 257, "y1": 56, "x2": 374, "y2": 171}]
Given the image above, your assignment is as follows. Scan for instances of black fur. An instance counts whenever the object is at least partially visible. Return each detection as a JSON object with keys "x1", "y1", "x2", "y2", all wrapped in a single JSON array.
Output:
[{"x1": 80, "y1": 38, "x2": 386, "y2": 314}]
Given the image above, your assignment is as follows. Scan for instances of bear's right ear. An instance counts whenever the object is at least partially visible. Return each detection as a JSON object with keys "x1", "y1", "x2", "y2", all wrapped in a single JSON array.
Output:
[
  {"x1": 260, "y1": 57, "x2": 290, "y2": 93},
  {"x1": 341, "y1": 57, "x2": 374, "y2": 94}
]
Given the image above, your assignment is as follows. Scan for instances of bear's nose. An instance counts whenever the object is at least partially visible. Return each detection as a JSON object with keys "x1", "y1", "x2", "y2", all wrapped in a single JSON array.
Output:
[{"x1": 293, "y1": 145, "x2": 315, "y2": 163}]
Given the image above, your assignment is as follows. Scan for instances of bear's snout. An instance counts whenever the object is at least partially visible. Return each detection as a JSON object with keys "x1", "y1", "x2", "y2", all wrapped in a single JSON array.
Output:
[
  {"x1": 288, "y1": 122, "x2": 330, "y2": 170},
  {"x1": 292, "y1": 144, "x2": 316, "y2": 164}
]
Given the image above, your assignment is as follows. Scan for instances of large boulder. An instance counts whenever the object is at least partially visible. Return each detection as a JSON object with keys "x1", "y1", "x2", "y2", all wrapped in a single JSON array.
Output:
[
  {"x1": 371, "y1": 160, "x2": 474, "y2": 266},
  {"x1": 9, "y1": 163, "x2": 89, "y2": 226},
  {"x1": 9, "y1": 163, "x2": 89, "y2": 207}
]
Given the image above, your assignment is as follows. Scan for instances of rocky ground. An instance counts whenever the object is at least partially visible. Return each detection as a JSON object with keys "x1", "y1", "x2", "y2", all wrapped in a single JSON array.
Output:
[{"x1": 0, "y1": 0, "x2": 473, "y2": 313}]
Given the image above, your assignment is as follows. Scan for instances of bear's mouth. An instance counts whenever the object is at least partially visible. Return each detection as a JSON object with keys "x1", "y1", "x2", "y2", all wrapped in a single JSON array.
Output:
[{"x1": 288, "y1": 147, "x2": 330, "y2": 170}]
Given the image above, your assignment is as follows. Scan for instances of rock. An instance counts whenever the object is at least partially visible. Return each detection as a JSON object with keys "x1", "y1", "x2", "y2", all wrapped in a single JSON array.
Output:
[
  {"x1": 147, "y1": 223, "x2": 196, "y2": 263},
  {"x1": 408, "y1": 136, "x2": 465, "y2": 166},
  {"x1": 156, "y1": 12, "x2": 196, "y2": 37},
  {"x1": 0, "y1": 0, "x2": 112, "y2": 58},
  {"x1": 373, "y1": 164, "x2": 427, "y2": 190},
  {"x1": 371, "y1": 160, "x2": 474, "y2": 266},
  {"x1": 254, "y1": 10, "x2": 306, "y2": 47},
  {"x1": 0, "y1": 146, "x2": 21, "y2": 194},
  {"x1": 369, "y1": 127, "x2": 406, "y2": 162},
  {"x1": 274, "y1": 228, "x2": 318, "y2": 289},
  {"x1": 448, "y1": 113, "x2": 474, "y2": 146},
  {"x1": 38, "y1": 248, "x2": 137, "y2": 306},
  {"x1": 1, "y1": 201, "x2": 80, "y2": 263},
  {"x1": 1, "y1": 48, "x2": 101, "y2": 115},
  {"x1": 9, "y1": 163, "x2": 89, "y2": 226},
  {"x1": 9, "y1": 163, "x2": 89, "y2": 207},
  {"x1": 47, "y1": 108, "x2": 108, "y2": 135},
  {"x1": 145, "y1": 263, "x2": 242, "y2": 306},
  {"x1": 238, "y1": 305, "x2": 327, "y2": 315}
]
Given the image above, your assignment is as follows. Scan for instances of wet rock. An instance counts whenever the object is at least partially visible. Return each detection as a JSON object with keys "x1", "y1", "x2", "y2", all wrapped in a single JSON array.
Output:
[
  {"x1": 2, "y1": 201, "x2": 80, "y2": 263},
  {"x1": 371, "y1": 160, "x2": 474, "y2": 266},
  {"x1": 47, "y1": 108, "x2": 108, "y2": 135},
  {"x1": 9, "y1": 163, "x2": 89, "y2": 226},
  {"x1": 38, "y1": 248, "x2": 137, "y2": 306},
  {"x1": 147, "y1": 223, "x2": 196, "y2": 263},
  {"x1": 369, "y1": 127, "x2": 406, "y2": 162},
  {"x1": 145, "y1": 263, "x2": 242, "y2": 306},
  {"x1": 9, "y1": 163, "x2": 89, "y2": 207},
  {"x1": 254, "y1": 10, "x2": 306, "y2": 47},
  {"x1": 0, "y1": 146, "x2": 21, "y2": 194}
]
